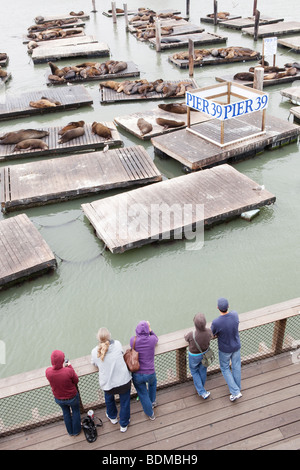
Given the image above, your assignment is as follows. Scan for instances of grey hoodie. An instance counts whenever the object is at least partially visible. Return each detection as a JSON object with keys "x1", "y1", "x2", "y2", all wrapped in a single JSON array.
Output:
[{"x1": 184, "y1": 313, "x2": 212, "y2": 354}]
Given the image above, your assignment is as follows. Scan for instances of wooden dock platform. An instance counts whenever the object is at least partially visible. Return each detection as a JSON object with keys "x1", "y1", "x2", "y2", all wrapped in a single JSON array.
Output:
[
  {"x1": 82, "y1": 164, "x2": 275, "y2": 253},
  {"x1": 215, "y1": 71, "x2": 300, "y2": 88},
  {"x1": 151, "y1": 114, "x2": 300, "y2": 170},
  {"x1": 148, "y1": 31, "x2": 227, "y2": 50},
  {"x1": 0, "y1": 122, "x2": 122, "y2": 161},
  {"x1": 0, "y1": 85, "x2": 93, "y2": 122},
  {"x1": 133, "y1": 23, "x2": 204, "y2": 40},
  {"x1": 0, "y1": 146, "x2": 162, "y2": 212},
  {"x1": 200, "y1": 14, "x2": 241, "y2": 24},
  {"x1": 46, "y1": 61, "x2": 140, "y2": 86},
  {"x1": 290, "y1": 106, "x2": 300, "y2": 124},
  {"x1": 23, "y1": 27, "x2": 86, "y2": 44},
  {"x1": 114, "y1": 107, "x2": 212, "y2": 140},
  {"x1": 219, "y1": 16, "x2": 284, "y2": 30},
  {"x1": 242, "y1": 21, "x2": 300, "y2": 38},
  {"x1": 168, "y1": 48, "x2": 260, "y2": 69},
  {"x1": 0, "y1": 214, "x2": 57, "y2": 289},
  {"x1": 34, "y1": 13, "x2": 90, "y2": 23},
  {"x1": 281, "y1": 86, "x2": 300, "y2": 105},
  {"x1": 278, "y1": 36, "x2": 300, "y2": 52},
  {"x1": 100, "y1": 79, "x2": 198, "y2": 103},
  {"x1": 31, "y1": 41, "x2": 109, "y2": 64}
]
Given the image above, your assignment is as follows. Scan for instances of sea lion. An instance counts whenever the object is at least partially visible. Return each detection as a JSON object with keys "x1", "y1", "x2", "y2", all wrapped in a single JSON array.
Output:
[
  {"x1": 58, "y1": 127, "x2": 85, "y2": 143},
  {"x1": 58, "y1": 121, "x2": 85, "y2": 135},
  {"x1": 156, "y1": 118, "x2": 185, "y2": 129},
  {"x1": 137, "y1": 118, "x2": 153, "y2": 136},
  {"x1": 284, "y1": 62, "x2": 300, "y2": 70},
  {"x1": 100, "y1": 80, "x2": 120, "y2": 91},
  {"x1": 48, "y1": 74, "x2": 66, "y2": 83},
  {"x1": 91, "y1": 122, "x2": 112, "y2": 139},
  {"x1": 48, "y1": 62, "x2": 65, "y2": 77},
  {"x1": 0, "y1": 129, "x2": 49, "y2": 145},
  {"x1": 69, "y1": 11, "x2": 84, "y2": 16},
  {"x1": 108, "y1": 61, "x2": 127, "y2": 74},
  {"x1": 158, "y1": 103, "x2": 187, "y2": 114},
  {"x1": 29, "y1": 99, "x2": 58, "y2": 108},
  {"x1": 14, "y1": 139, "x2": 49, "y2": 151},
  {"x1": 0, "y1": 69, "x2": 7, "y2": 79},
  {"x1": 233, "y1": 72, "x2": 254, "y2": 81},
  {"x1": 249, "y1": 65, "x2": 285, "y2": 73}
]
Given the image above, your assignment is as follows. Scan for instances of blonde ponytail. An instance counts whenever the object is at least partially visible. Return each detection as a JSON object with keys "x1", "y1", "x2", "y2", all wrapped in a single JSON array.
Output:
[{"x1": 96, "y1": 327, "x2": 111, "y2": 361}]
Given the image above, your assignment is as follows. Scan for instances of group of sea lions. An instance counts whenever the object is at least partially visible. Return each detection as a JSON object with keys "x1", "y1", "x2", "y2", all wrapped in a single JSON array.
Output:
[
  {"x1": 173, "y1": 46, "x2": 258, "y2": 62},
  {"x1": 206, "y1": 11, "x2": 230, "y2": 20},
  {"x1": 234, "y1": 62, "x2": 299, "y2": 82},
  {"x1": 100, "y1": 79, "x2": 193, "y2": 98},
  {"x1": 0, "y1": 129, "x2": 50, "y2": 152},
  {"x1": 27, "y1": 27, "x2": 83, "y2": 42},
  {"x1": 34, "y1": 12, "x2": 85, "y2": 24},
  {"x1": 28, "y1": 18, "x2": 79, "y2": 32},
  {"x1": 136, "y1": 103, "x2": 188, "y2": 136},
  {"x1": 47, "y1": 60, "x2": 128, "y2": 83}
]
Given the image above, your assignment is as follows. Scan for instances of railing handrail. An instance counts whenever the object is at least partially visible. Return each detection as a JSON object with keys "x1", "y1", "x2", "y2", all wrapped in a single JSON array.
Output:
[{"x1": 0, "y1": 297, "x2": 299, "y2": 399}]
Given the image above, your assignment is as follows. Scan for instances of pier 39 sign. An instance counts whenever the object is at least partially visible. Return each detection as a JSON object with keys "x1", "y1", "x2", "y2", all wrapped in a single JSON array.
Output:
[{"x1": 186, "y1": 82, "x2": 269, "y2": 121}]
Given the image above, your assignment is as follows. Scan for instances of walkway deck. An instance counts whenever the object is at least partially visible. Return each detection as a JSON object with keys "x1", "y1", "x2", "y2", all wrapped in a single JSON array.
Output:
[{"x1": 0, "y1": 352, "x2": 299, "y2": 450}]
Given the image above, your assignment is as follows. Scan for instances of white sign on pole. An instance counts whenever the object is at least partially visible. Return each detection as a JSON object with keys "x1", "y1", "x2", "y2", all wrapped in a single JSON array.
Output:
[{"x1": 263, "y1": 37, "x2": 278, "y2": 56}]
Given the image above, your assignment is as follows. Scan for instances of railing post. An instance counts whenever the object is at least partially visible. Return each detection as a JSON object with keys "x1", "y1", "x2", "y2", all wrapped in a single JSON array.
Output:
[
  {"x1": 272, "y1": 319, "x2": 287, "y2": 354},
  {"x1": 176, "y1": 347, "x2": 187, "y2": 382}
]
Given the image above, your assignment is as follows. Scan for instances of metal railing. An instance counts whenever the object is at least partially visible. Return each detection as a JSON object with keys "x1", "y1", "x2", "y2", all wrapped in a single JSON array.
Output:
[{"x1": 0, "y1": 298, "x2": 299, "y2": 437}]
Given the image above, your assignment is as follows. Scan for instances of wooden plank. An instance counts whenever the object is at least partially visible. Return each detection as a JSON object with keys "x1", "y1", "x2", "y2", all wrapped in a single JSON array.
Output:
[
  {"x1": 0, "y1": 146, "x2": 162, "y2": 212},
  {"x1": 32, "y1": 42, "x2": 109, "y2": 64},
  {"x1": 0, "y1": 122, "x2": 122, "y2": 161},
  {"x1": 278, "y1": 35, "x2": 300, "y2": 52},
  {"x1": 216, "y1": 71, "x2": 300, "y2": 88},
  {"x1": 0, "y1": 85, "x2": 92, "y2": 122},
  {"x1": 100, "y1": 78, "x2": 198, "y2": 103},
  {"x1": 151, "y1": 114, "x2": 300, "y2": 170},
  {"x1": 219, "y1": 16, "x2": 284, "y2": 30},
  {"x1": 242, "y1": 21, "x2": 300, "y2": 38},
  {"x1": 114, "y1": 107, "x2": 213, "y2": 140},
  {"x1": 82, "y1": 164, "x2": 276, "y2": 253},
  {"x1": 148, "y1": 32, "x2": 227, "y2": 50},
  {"x1": 0, "y1": 214, "x2": 57, "y2": 288},
  {"x1": 46, "y1": 61, "x2": 140, "y2": 86}
]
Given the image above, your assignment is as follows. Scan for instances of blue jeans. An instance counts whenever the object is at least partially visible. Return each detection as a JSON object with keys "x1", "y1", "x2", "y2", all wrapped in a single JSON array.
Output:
[
  {"x1": 104, "y1": 389, "x2": 131, "y2": 428},
  {"x1": 132, "y1": 372, "x2": 157, "y2": 417},
  {"x1": 188, "y1": 352, "x2": 208, "y2": 396},
  {"x1": 218, "y1": 349, "x2": 241, "y2": 396},
  {"x1": 55, "y1": 392, "x2": 81, "y2": 436}
]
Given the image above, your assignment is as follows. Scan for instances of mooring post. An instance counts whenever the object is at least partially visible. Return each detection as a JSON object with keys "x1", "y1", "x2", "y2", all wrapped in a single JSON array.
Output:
[
  {"x1": 112, "y1": 2, "x2": 117, "y2": 23},
  {"x1": 254, "y1": 9, "x2": 260, "y2": 41},
  {"x1": 91, "y1": 0, "x2": 97, "y2": 13},
  {"x1": 253, "y1": 0, "x2": 257, "y2": 16},
  {"x1": 188, "y1": 39, "x2": 194, "y2": 77},
  {"x1": 123, "y1": 4, "x2": 129, "y2": 31},
  {"x1": 214, "y1": 0, "x2": 218, "y2": 26},
  {"x1": 155, "y1": 18, "x2": 161, "y2": 52},
  {"x1": 186, "y1": 0, "x2": 190, "y2": 18},
  {"x1": 253, "y1": 66, "x2": 264, "y2": 90}
]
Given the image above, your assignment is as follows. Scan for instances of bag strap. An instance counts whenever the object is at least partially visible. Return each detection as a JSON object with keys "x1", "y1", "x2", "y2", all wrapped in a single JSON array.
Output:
[
  {"x1": 192, "y1": 331, "x2": 203, "y2": 353},
  {"x1": 132, "y1": 336, "x2": 137, "y2": 350}
]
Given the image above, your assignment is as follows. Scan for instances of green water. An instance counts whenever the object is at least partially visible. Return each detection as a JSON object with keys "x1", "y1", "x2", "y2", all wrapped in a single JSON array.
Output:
[{"x1": 0, "y1": 0, "x2": 299, "y2": 378}]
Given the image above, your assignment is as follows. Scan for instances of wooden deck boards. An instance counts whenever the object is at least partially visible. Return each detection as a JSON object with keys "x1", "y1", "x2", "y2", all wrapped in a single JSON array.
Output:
[
  {"x1": 200, "y1": 14, "x2": 241, "y2": 24},
  {"x1": 151, "y1": 114, "x2": 300, "y2": 170},
  {"x1": 82, "y1": 164, "x2": 275, "y2": 253},
  {"x1": 35, "y1": 14, "x2": 90, "y2": 23},
  {"x1": 46, "y1": 61, "x2": 140, "y2": 86},
  {"x1": 0, "y1": 85, "x2": 92, "y2": 122},
  {"x1": 0, "y1": 122, "x2": 122, "y2": 161},
  {"x1": 0, "y1": 214, "x2": 57, "y2": 288},
  {"x1": 215, "y1": 71, "x2": 300, "y2": 88},
  {"x1": 242, "y1": 21, "x2": 300, "y2": 37},
  {"x1": 100, "y1": 79, "x2": 198, "y2": 103},
  {"x1": 281, "y1": 86, "x2": 300, "y2": 104},
  {"x1": 0, "y1": 146, "x2": 162, "y2": 212},
  {"x1": 31, "y1": 41, "x2": 109, "y2": 64},
  {"x1": 148, "y1": 32, "x2": 227, "y2": 50},
  {"x1": 278, "y1": 35, "x2": 300, "y2": 52},
  {"x1": 219, "y1": 16, "x2": 284, "y2": 30},
  {"x1": 1, "y1": 353, "x2": 299, "y2": 450},
  {"x1": 114, "y1": 107, "x2": 213, "y2": 140},
  {"x1": 133, "y1": 23, "x2": 204, "y2": 40}
]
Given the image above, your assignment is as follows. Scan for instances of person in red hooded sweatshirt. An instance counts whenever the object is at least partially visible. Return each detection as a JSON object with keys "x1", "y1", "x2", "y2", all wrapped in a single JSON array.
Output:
[{"x1": 46, "y1": 350, "x2": 81, "y2": 436}]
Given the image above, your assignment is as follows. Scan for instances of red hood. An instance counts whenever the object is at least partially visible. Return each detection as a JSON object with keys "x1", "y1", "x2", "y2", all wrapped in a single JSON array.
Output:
[{"x1": 51, "y1": 350, "x2": 65, "y2": 370}]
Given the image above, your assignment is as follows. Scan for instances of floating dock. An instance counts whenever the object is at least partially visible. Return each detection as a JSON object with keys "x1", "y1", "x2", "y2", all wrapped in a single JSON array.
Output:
[
  {"x1": 34, "y1": 13, "x2": 90, "y2": 23},
  {"x1": 148, "y1": 32, "x2": 227, "y2": 50},
  {"x1": 0, "y1": 85, "x2": 92, "y2": 122},
  {"x1": 215, "y1": 71, "x2": 300, "y2": 88},
  {"x1": 242, "y1": 21, "x2": 300, "y2": 38},
  {"x1": 0, "y1": 122, "x2": 122, "y2": 161},
  {"x1": 82, "y1": 164, "x2": 276, "y2": 253},
  {"x1": 100, "y1": 79, "x2": 198, "y2": 103},
  {"x1": 219, "y1": 16, "x2": 284, "y2": 30},
  {"x1": 151, "y1": 114, "x2": 300, "y2": 171},
  {"x1": 133, "y1": 23, "x2": 204, "y2": 40},
  {"x1": 0, "y1": 146, "x2": 162, "y2": 212},
  {"x1": 168, "y1": 49, "x2": 260, "y2": 69},
  {"x1": 31, "y1": 41, "x2": 109, "y2": 63},
  {"x1": 0, "y1": 214, "x2": 57, "y2": 289},
  {"x1": 278, "y1": 36, "x2": 300, "y2": 52},
  {"x1": 200, "y1": 14, "x2": 241, "y2": 24},
  {"x1": 46, "y1": 61, "x2": 140, "y2": 86},
  {"x1": 281, "y1": 86, "x2": 300, "y2": 105}
]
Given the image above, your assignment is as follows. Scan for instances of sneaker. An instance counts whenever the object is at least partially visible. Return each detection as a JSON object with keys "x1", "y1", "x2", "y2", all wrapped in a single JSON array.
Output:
[
  {"x1": 152, "y1": 401, "x2": 158, "y2": 408},
  {"x1": 201, "y1": 391, "x2": 210, "y2": 400},
  {"x1": 120, "y1": 425, "x2": 128, "y2": 432},
  {"x1": 106, "y1": 413, "x2": 118, "y2": 424},
  {"x1": 149, "y1": 413, "x2": 156, "y2": 420},
  {"x1": 230, "y1": 392, "x2": 242, "y2": 402}
]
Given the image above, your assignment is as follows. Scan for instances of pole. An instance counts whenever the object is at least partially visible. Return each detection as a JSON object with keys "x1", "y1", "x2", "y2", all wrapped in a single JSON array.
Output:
[
  {"x1": 214, "y1": 0, "x2": 218, "y2": 26},
  {"x1": 91, "y1": 0, "x2": 97, "y2": 13},
  {"x1": 155, "y1": 18, "x2": 161, "y2": 52},
  {"x1": 188, "y1": 39, "x2": 194, "y2": 77},
  {"x1": 124, "y1": 4, "x2": 129, "y2": 31},
  {"x1": 254, "y1": 9, "x2": 260, "y2": 41}
]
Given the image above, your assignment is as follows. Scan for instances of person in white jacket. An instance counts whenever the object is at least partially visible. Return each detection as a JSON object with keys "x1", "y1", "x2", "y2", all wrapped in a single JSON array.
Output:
[{"x1": 91, "y1": 327, "x2": 132, "y2": 432}]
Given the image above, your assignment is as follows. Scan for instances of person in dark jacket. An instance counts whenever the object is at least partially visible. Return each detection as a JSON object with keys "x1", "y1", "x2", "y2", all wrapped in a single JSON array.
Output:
[
  {"x1": 46, "y1": 350, "x2": 81, "y2": 436},
  {"x1": 130, "y1": 321, "x2": 158, "y2": 420},
  {"x1": 184, "y1": 313, "x2": 213, "y2": 399}
]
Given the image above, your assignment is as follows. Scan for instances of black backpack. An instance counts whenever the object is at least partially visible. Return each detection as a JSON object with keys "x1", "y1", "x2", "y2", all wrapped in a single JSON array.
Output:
[{"x1": 82, "y1": 415, "x2": 103, "y2": 443}]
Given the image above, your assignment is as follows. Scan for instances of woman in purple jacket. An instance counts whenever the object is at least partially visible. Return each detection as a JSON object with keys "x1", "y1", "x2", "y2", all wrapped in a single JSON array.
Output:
[{"x1": 130, "y1": 321, "x2": 158, "y2": 420}]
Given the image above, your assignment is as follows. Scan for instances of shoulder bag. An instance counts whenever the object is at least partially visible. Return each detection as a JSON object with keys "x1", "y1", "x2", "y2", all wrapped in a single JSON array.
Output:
[
  {"x1": 192, "y1": 331, "x2": 215, "y2": 368},
  {"x1": 124, "y1": 336, "x2": 140, "y2": 372}
]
